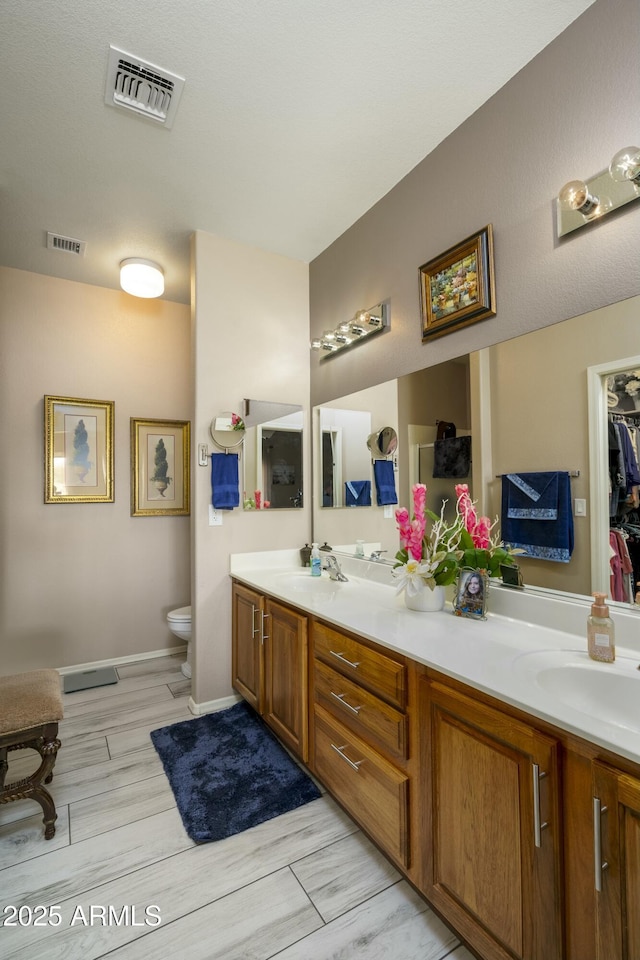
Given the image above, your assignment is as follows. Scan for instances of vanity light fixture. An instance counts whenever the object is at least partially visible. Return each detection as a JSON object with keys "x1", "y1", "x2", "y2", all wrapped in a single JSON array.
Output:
[
  {"x1": 119, "y1": 258, "x2": 165, "y2": 298},
  {"x1": 311, "y1": 302, "x2": 389, "y2": 359},
  {"x1": 556, "y1": 145, "x2": 640, "y2": 237}
]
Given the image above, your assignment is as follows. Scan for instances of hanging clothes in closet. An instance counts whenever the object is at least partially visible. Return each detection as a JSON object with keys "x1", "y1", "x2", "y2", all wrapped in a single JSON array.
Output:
[{"x1": 608, "y1": 412, "x2": 640, "y2": 600}]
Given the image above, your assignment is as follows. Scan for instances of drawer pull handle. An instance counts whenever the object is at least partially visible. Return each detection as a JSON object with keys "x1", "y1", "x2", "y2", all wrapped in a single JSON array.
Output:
[
  {"x1": 330, "y1": 691, "x2": 362, "y2": 715},
  {"x1": 251, "y1": 604, "x2": 260, "y2": 638},
  {"x1": 593, "y1": 797, "x2": 609, "y2": 892},
  {"x1": 331, "y1": 742, "x2": 364, "y2": 772},
  {"x1": 532, "y1": 764, "x2": 548, "y2": 848},
  {"x1": 261, "y1": 611, "x2": 269, "y2": 644},
  {"x1": 329, "y1": 650, "x2": 360, "y2": 670}
]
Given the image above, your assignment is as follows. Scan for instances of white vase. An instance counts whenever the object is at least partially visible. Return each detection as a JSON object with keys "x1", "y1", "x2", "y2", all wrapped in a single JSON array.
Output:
[{"x1": 404, "y1": 585, "x2": 446, "y2": 612}]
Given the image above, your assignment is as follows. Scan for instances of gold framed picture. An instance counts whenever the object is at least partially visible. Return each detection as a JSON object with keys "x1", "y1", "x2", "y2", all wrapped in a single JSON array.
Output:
[
  {"x1": 44, "y1": 395, "x2": 114, "y2": 503},
  {"x1": 419, "y1": 224, "x2": 496, "y2": 341},
  {"x1": 452, "y1": 567, "x2": 488, "y2": 620},
  {"x1": 130, "y1": 418, "x2": 190, "y2": 517}
]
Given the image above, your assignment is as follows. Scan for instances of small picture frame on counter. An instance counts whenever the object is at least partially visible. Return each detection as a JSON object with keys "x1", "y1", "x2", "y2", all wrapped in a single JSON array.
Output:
[
  {"x1": 500, "y1": 563, "x2": 524, "y2": 589},
  {"x1": 453, "y1": 568, "x2": 488, "y2": 620}
]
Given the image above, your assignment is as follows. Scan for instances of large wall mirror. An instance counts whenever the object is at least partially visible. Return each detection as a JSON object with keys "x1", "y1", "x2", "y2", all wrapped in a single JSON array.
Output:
[
  {"x1": 312, "y1": 295, "x2": 640, "y2": 608},
  {"x1": 243, "y1": 400, "x2": 303, "y2": 509}
]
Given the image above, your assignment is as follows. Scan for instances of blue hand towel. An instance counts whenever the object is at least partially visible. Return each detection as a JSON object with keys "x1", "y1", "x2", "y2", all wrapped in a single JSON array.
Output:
[
  {"x1": 505, "y1": 472, "x2": 558, "y2": 519},
  {"x1": 501, "y1": 471, "x2": 573, "y2": 562},
  {"x1": 211, "y1": 453, "x2": 240, "y2": 510},
  {"x1": 373, "y1": 460, "x2": 398, "y2": 505},
  {"x1": 345, "y1": 480, "x2": 371, "y2": 507}
]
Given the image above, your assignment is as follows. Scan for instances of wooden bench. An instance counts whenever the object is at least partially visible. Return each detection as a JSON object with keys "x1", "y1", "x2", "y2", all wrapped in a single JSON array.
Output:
[{"x1": 0, "y1": 670, "x2": 64, "y2": 838}]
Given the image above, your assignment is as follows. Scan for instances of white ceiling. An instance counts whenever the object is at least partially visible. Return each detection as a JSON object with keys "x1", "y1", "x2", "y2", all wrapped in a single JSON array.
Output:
[{"x1": 1, "y1": 0, "x2": 595, "y2": 304}]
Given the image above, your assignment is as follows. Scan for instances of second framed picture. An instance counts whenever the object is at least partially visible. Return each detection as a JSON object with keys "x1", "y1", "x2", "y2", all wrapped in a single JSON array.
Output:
[
  {"x1": 419, "y1": 224, "x2": 496, "y2": 341},
  {"x1": 131, "y1": 418, "x2": 191, "y2": 517},
  {"x1": 453, "y1": 568, "x2": 488, "y2": 620}
]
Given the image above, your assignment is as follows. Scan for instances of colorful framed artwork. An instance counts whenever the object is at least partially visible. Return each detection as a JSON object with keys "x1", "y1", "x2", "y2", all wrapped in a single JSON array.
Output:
[
  {"x1": 44, "y1": 395, "x2": 114, "y2": 503},
  {"x1": 130, "y1": 418, "x2": 191, "y2": 517},
  {"x1": 419, "y1": 224, "x2": 496, "y2": 341},
  {"x1": 453, "y1": 567, "x2": 488, "y2": 620}
]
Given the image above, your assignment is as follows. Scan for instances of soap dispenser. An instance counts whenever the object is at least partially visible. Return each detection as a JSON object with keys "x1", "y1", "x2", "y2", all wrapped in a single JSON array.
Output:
[
  {"x1": 587, "y1": 593, "x2": 615, "y2": 663},
  {"x1": 310, "y1": 542, "x2": 322, "y2": 577}
]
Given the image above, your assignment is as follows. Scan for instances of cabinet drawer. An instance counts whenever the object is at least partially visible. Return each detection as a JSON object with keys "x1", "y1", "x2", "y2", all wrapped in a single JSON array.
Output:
[
  {"x1": 314, "y1": 659, "x2": 408, "y2": 761},
  {"x1": 312, "y1": 621, "x2": 406, "y2": 710},
  {"x1": 314, "y1": 704, "x2": 409, "y2": 867}
]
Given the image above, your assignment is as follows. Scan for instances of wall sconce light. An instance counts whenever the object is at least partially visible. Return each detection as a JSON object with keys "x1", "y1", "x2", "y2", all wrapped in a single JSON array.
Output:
[
  {"x1": 556, "y1": 145, "x2": 640, "y2": 237},
  {"x1": 120, "y1": 258, "x2": 165, "y2": 298},
  {"x1": 311, "y1": 302, "x2": 388, "y2": 359}
]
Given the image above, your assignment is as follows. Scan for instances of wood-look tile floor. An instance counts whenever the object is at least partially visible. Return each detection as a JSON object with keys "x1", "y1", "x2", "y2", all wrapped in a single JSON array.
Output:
[{"x1": 0, "y1": 655, "x2": 473, "y2": 960}]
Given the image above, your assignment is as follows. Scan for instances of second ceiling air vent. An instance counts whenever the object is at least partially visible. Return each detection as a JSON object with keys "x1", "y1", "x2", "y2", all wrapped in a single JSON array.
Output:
[{"x1": 105, "y1": 45, "x2": 185, "y2": 129}]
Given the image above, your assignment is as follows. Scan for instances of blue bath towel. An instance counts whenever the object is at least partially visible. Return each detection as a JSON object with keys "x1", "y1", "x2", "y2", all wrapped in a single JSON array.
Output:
[
  {"x1": 501, "y1": 471, "x2": 573, "y2": 562},
  {"x1": 211, "y1": 453, "x2": 240, "y2": 510},
  {"x1": 345, "y1": 480, "x2": 371, "y2": 507},
  {"x1": 373, "y1": 460, "x2": 398, "y2": 505}
]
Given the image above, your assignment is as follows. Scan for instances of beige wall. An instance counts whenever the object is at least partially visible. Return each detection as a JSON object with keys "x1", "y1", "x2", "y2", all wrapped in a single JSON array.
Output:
[
  {"x1": 0, "y1": 266, "x2": 191, "y2": 675},
  {"x1": 309, "y1": 0, "x2": 640, "y2": 407},
  {"x1": 191, "y1": 232, "x2": 310, "y2": 708},
  {"x1": 487, "y1": 296, "x2": 639, "y2": 596}
]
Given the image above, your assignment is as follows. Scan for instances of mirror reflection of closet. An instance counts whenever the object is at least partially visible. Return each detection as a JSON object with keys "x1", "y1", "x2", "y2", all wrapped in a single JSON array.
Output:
[{"x1": 242, "y1": 400, "x2": 303, "y2": 509}]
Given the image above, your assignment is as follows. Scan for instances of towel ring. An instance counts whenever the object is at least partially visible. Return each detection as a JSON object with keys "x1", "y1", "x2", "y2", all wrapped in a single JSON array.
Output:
[{"x1": 209, "y1": 412, "x2": 245, "y2": 453}]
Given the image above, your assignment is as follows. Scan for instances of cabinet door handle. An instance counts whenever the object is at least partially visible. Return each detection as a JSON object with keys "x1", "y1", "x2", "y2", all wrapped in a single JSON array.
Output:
[
  {"x1": 329, "y1": 650, "x2": 360, "y2": 670},
  {"x1": 330, "y1": 691, "x2": 362, "y2": 715},
  {"x1": 330, "y1": 742, "x2": 364, "y2": 772},
  {"x1": 251, "y1": 604, "x2": 260, "y2": 638},
  {"x1": 593, "y1": 797, "x2": 609, "y2": 892},
  {"x1": 532, "y1": 764, "x2": 548, "y2": 848},
  {"x1": 261, "y1": 611, "x2": 269, "y2": 644}
]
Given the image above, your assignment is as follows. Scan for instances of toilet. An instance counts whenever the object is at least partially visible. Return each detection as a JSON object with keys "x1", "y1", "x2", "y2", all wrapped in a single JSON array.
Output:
[{"x1": 167, "y1": 606, "x2": 192, "y2": 679}]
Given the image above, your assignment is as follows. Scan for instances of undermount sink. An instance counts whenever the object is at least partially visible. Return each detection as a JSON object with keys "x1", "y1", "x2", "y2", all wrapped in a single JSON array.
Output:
[
  {"x1": 273, "y1": 571, "x2": 345, "y2": 597},
  {"x1": 513, "y1": 649, "x2": 640, "y2": 733}
]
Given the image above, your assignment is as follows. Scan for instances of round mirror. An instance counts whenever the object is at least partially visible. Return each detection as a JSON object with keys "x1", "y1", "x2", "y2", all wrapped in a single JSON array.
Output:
[
  {"x1": 367, "y1": 426, "x2": 397, "y2": 458},
  {"x1": 209, "y1": 412, "x2": 245, "y2": 450}
]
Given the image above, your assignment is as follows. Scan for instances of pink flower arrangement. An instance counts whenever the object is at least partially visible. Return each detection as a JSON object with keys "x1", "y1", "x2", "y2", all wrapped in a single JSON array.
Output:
[
  {"x1": 392, "y1": 483, "x2": 464, "y2": 592},
  {"x1": 455, "y1": 483, "x2": 493, "y2": 549},
  {"x1": 455, "y1": 483, "x2": 522, "y2": 576}
]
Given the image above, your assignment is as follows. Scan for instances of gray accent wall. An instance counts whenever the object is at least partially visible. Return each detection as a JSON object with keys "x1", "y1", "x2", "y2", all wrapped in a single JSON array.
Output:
[{"x1": 310, "y1": 0, "x2": 640, "y2": 406}]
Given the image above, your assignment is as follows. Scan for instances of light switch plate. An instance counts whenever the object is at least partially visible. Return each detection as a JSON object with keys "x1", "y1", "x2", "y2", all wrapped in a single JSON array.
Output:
[
  {"x1": 209, "y1": 505, "x2": 223, "y2": 526},
  {"x1": 384, "y1": 504, "x2": 393, "y2": 519},
  {"x1": 574, "y1": 498, "x2": 587, "y2": 517},
  {"x1": 198, "y1": 443, "x2": 209, "y2": 466}
]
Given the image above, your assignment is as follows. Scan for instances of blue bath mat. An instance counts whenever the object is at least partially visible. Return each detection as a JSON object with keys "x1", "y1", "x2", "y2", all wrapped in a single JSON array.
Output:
[{"x1": 150, "y1": 700, "x2": 321, "y2": 843}]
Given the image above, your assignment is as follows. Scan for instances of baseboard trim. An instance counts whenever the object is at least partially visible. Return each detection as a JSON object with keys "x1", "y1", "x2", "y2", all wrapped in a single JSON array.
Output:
[
  {"x1": 57, "y1": 645, "x2": 187, "y2": 675},
  {"x1": 187, "y1": 693, "x2": 241, "y2": 716}
]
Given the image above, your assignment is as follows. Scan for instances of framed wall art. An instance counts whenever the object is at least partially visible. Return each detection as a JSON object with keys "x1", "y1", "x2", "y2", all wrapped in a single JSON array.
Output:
[
  {"x1": 44, "y1": 395, "x2": 114, "y2": 503},
  {"x1": 419, "y1": 224, "x2": 496, "y2": 341},
  {"x1": 131, "y1": 418, "x2": 191, "y2": 517}
]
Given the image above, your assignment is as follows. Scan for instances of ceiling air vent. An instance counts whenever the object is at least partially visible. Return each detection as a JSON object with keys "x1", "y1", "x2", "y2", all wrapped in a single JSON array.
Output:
[
  {"x1": 46, "y1": 232, "x2": 87, "y2": 256},
  {"x1": 105, "y1": 45, "x2": 185, "y2": 128}
]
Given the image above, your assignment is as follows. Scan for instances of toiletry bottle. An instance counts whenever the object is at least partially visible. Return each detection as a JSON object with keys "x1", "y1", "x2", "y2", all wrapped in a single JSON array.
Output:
[
  {"x1": 310, "y1": 542, "x2": 322, "y2": 577},
  {"x1": 587, "y1": 593, "x2": 615, "y2": 663}
]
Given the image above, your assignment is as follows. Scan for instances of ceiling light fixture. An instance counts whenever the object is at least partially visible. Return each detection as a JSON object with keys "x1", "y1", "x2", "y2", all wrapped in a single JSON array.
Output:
[
  {"x1": 311, "y1": 302, "x2": 389, "y2": 359},
  {"x1": 120, "y1": 258, "x2": 165, "y2": 298},
  {"x1": 556, "y1": 144, "x2": 640, "y2": 237}
]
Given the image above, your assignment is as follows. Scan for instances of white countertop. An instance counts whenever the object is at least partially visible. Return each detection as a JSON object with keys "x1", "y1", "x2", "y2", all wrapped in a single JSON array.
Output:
[{"x1": 230, "y1": 550, "x2": 640, "y2": 767}]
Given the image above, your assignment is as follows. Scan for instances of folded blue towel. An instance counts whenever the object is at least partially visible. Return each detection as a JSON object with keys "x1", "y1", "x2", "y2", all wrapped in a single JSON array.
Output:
[
  {"x1": 373, "y1": 460, "x2": 397, "y2": 506},
  {"x1": 345, "y1": 480, "x2": 371, "y2": 507},
  {"x1": 211, "y1": 453, "x2": 240, "y2": 510},
  {"x1": 506, "y1": 472, "x2": 558, "y2": 519},
  {"x1": 501, "y1": 471, "x2": 573, "y2": 562}
]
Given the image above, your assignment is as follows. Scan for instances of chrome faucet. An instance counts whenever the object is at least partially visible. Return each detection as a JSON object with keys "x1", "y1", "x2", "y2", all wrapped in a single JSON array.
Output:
[
  {"x1": 369, "y1": 550, "x2": 388, "y2": 561},
  {"x1": 322, "y1": 554, "x2": 349, "y2": 581}
]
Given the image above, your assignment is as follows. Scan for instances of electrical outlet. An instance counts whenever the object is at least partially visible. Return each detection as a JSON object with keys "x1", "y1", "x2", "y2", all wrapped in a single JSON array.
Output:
[
  {"x1": 198, "y1": 443, "x2": 209, "y2": 466},
  {"x1": 208, "y1": 505, "x2": 223, "y2": 526}
]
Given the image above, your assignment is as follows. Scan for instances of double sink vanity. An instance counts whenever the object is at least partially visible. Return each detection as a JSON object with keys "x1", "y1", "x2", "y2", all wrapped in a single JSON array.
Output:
[{"x1": 230, "y1": 549, "x2": 640, "y2": 960}]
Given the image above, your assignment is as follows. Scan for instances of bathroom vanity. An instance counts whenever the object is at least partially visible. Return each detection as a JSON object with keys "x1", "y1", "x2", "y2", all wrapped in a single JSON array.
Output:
[{"x1": 230, "y1": 550, "x2": 640, "y2": 960}]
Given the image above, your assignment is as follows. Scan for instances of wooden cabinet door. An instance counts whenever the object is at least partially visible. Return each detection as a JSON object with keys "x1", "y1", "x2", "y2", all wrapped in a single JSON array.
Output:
[
  {"x1": 263, "y1": 599, "x2": 309, "y2": 762},
  {"x1": 592, "y1": 761, "x2": 640, "y2": 959},
  {"x1": 231, "y1": 582, "x2": 264, "y2": 711},
  {"x1": 419, "y1": 678, "x2": 563, "y2": 960}
]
